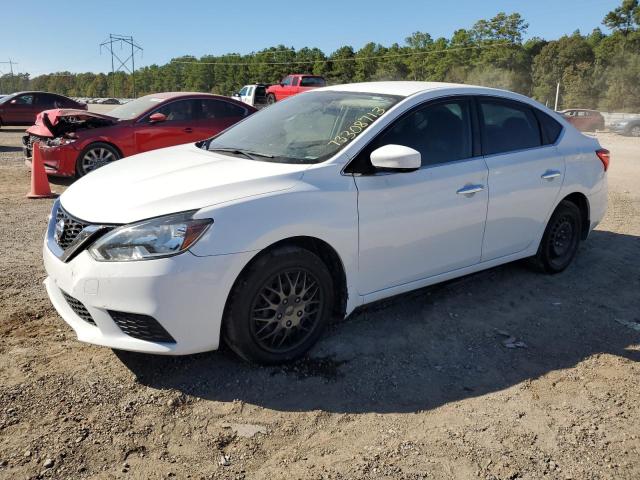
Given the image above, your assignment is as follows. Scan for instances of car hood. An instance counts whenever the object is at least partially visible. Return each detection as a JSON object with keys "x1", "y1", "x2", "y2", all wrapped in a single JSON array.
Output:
[
  {"x1": 27, "y1": 109, "x2": 117, "y2": 137},
  {"x1": 60, "y1": 143, "x2": 309, "y2": 224}
]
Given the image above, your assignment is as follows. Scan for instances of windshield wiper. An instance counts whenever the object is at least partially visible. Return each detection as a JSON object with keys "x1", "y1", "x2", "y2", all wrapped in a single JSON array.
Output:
[{"x1": 208, "y1": 147, "x2": 274, "y2": 160}]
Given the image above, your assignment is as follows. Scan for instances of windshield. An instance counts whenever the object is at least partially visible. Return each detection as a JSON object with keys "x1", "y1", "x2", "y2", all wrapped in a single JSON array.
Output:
[
  {"x1": 207, "y1": 91, "x2": 401, "y2": 164},
  {"x1": 0, "y1": 94, "x2": 16, "y2": 105},
  {"x1": 107, "y1": 95, "x2": 166, "y2": 120}
]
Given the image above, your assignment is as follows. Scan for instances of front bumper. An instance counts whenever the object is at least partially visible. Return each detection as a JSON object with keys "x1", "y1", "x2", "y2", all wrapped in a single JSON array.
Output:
[
  {"x1": 44, "y1": 240, "x2": 256, "y2": 355},
  {"x1": 24, "y1": 139, "x2": 79, "y2": 177}
]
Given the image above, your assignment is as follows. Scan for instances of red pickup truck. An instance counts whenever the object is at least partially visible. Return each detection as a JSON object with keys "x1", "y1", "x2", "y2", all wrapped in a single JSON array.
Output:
[{"x1": 266, "y1": 74, "x2": 326, "y2": 104}]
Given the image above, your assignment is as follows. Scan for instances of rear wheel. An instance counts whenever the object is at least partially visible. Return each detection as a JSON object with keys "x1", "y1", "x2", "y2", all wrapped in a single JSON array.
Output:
[
  {"x1": 532, "y1": 200, "x2": 582, "y2": 274},
  {"x1": 76, "y1": 142, "x2": 120, "y2": 177},
  {"x1": 223, "y1": 247, "x2": 334, "y2": 365},
  {"x1": 266, "y1": 94, "x2": 276, "y2": 105}
]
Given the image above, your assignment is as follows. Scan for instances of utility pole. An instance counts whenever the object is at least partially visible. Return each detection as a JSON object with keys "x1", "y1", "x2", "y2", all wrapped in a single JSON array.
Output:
[
  {"x1": 554, "y1": 82, "x2": 561, "y2": 111},
  {"x1": 0, "y1": 59, "x2": 18, "y2": 93},
  {"x1": 99, "y1": 34, "x2": 143, "y2": 98}
]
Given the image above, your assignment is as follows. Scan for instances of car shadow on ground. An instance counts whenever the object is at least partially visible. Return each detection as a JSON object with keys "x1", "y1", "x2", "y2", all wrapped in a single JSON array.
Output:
[
  {"x1": 0, "y1": 127, "x2": 27, "y2": 133},
  {"x1": 116, "y1": 230, "x2": 640, "y2": 414},
  {"x1": 0, "y1": 145, "x2": 23, "y2": 153}
]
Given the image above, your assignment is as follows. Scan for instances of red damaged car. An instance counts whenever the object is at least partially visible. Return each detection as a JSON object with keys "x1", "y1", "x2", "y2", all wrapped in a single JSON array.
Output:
[{"x1": 23, "y1": 92, "x2": 256, "y2": 177}]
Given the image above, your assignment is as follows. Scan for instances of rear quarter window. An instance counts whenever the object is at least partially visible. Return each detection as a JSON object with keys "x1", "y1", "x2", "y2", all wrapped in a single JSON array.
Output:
[{"x1": 534, "y1": 109, "x2": 563, "y2": 145}]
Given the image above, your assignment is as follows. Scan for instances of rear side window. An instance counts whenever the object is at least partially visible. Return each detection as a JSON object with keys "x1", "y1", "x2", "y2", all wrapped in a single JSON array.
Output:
[
  {"x1": 300, "y1": 76, "x2": 326, "y2": 87},
  {"x1": 479, "y1": 99, "x2": 541, "y2": 155},
  {"x1": 201, "y1": 99, "x2": 247, "y2": 119},
  {"x1": 535, "y1": 109, "x2": 563, "y2": 145},
  {"x1": 370, "y1": 99, "x2": 473, "y2": 167}
]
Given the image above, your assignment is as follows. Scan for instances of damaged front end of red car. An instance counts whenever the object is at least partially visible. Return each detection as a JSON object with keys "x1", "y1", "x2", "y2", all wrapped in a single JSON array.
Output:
[{"x1": 22, "y1": 109, "x2": 116, "y2": 158}]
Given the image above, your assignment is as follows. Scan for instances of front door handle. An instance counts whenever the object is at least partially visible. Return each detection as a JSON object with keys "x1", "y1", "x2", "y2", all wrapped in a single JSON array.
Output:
[
  {"x1": 456, "y1": 184, "x2": 485, "y2": 197},
  {"x1": 183, "y1": 127, "x2": 193, "y2": 133},
  {"x1": 541, "y1": 170, "x2": 561, "y2": 181}
]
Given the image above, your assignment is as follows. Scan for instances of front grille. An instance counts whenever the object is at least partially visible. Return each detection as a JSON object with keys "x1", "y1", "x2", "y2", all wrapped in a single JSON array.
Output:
[
  {"x1": 56, "y1": 207, "x2": 90, "y2": 250},
  {"x1": 61, "y1": 291, "x2": 96, "y2": 326},
  {"x1": 108, "y1": 311, "x2": 176, "y2": 343}
]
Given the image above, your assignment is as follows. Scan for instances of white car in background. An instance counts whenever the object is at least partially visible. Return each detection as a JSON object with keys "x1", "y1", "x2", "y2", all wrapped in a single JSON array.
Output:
[
  {"x1": 43, "y1": 81, "x2": 609, "y2": 364},
  {"x1": 232, "y1": 84, "x2": 270, "y2": 109}
]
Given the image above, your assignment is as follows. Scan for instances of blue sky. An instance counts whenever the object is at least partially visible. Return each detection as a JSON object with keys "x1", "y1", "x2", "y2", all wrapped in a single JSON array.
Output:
[{"x1": 2, "y1": 0, "x2": 621, "y2": 76}]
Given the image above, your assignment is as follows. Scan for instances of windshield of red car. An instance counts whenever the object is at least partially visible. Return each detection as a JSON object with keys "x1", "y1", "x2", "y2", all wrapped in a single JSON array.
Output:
[
  {"x1": 107, "y1": 95, "x2": 167, "y2": 120},
  {"x1": 207, "y1": 91, "x2": 402, "y2": 164}
]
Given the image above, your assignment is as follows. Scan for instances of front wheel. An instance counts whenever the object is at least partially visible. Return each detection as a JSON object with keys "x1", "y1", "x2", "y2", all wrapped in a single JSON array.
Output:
[
  {"x1": 266, "y1": 93, "x2": 276, "y2": 105},
  {"x1": 76, "y1": 142, "x2": 121, "y2": 177},
  {"x1": 223, "y1": 247, "x2": 334, "y2": 365},
  {"x1": 532, "y1": 200, "x2": 582, "y2": 274},
  {"x1": 630, "y1": 125, "x2": 640, "y2": 137}
]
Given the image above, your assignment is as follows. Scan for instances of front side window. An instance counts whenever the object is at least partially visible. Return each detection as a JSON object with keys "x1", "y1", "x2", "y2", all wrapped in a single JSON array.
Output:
[
  {"x1": 281, "y1": 76, "x2": 293, "y2": 86},
  {"x1": 479, "y1": 99, "x2": 541, "y2": 155},
  {"x1": 15, "y1": 94, "x2": 34, "y2": 105},
  {"x1": 147, "y1": 99, "x2": 197, "y2": 122},
  {"x1": 367, "y1": 100, "x2": 473, "y2": 167},
  {"x1": 238, "y1": 87, "x2": 248, "y2": 96},
  {"x1": 206, "y1": 91, "x2": 401, "y2": 164},
  {"x1": 292, "y1": 77, "x2": 300, "y2": 87}
]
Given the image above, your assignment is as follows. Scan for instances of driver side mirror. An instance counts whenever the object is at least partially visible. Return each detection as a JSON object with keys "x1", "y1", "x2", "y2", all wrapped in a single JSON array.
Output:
[
  {"x1": 370, "y1": 144, "x2": 421, "y2": 171},
  {"x1": 149, "y1": 112, "x2": 167, "y2": 123},
  {"x1": 232, "y1": 93, "x2": 240, "y2": 98}
]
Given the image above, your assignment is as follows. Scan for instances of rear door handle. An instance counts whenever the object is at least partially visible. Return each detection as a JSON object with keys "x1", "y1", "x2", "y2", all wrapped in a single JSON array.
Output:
[
  {"x1": 541, "y1": 170, "x2": 561, "y2": 181},
  {"x1": 456, "y1": 184, "x2": 485, "y2": 197},
  {"x1": 183, "y1": 127, "x2": 193, "y2": 133}
]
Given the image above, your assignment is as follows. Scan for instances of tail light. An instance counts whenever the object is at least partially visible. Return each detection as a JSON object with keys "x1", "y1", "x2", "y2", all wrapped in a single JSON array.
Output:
[{"x1": 596, "y1": 149, "x2": 610, "y2": 172}]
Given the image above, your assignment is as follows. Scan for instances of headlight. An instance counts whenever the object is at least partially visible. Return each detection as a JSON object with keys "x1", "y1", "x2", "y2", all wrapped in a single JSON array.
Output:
[{"x1": 88, "y1": 211, "x2": 212, "y2": 262}]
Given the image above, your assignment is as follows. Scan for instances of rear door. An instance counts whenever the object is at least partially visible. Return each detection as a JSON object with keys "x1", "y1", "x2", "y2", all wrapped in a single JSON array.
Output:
[
  {"x1": 479, "y1": 97, "x2": 564, "y2": 261},
  {"x1": 133, "y1": 99, "x2": 202, "y2": 152},
  {"x1": 354, "y1": 97, "x2": 489, "y2": 294}
]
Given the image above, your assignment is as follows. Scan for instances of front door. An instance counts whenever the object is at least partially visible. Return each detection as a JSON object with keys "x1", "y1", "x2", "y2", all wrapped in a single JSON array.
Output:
[
  {"x1": 354, "y1": 98, "x2": 489, "y2": 295},
  {"x1": 134, "y1": 99, "x2": 202, "y2": 152},
  {"x1": 478, "y1": 98, "x2": 565, "y2": 261},
  {"x1": 6, "y1": 93, "x2": 36, "y2": 124}
]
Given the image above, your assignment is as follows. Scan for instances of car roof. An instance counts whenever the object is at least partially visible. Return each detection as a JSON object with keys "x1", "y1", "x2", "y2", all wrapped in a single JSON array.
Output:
[
  {"x1": 319, "y1": 81, "x2": 513, "y2": 97},
  {"x1": 140, "y1": 92, "x2": 223, "y2": 99},
  {"x1": 560, "y1": 108, "x2": 600, "y2": 113},
  {"x1": 6, "y1": 91, "x2": 69, "y2": 97}
]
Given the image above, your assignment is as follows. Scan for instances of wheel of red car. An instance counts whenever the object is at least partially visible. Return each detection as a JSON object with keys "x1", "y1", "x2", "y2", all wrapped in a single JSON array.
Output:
[
  {"x1": 76, "y1": 142, "x2": 121, "y2": 177},
  {"x1": 266, "y1": 94, "x2": 276, "y2": 105}
]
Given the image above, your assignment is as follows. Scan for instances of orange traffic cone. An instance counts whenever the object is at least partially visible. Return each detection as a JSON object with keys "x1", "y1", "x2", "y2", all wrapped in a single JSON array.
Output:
[{"x1": 27, "y1": 141, "x2": 55, "y2": 199}]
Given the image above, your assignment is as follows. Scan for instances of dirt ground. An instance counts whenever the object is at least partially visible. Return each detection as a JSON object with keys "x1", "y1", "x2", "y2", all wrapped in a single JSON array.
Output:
[{"x1": 0, "y1": 121, "x2": 639, "y2": 480}]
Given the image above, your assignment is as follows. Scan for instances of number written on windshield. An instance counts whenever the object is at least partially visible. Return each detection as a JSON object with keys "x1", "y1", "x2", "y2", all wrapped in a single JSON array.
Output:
[{"x1": 328, "y1": 106, "x2": 386, "y2": 147}]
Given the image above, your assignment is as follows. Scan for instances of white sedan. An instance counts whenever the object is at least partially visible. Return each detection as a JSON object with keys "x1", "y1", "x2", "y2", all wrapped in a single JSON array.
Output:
[{"x1": 43, "y1": 82, "x2": 609, "y2": 364}]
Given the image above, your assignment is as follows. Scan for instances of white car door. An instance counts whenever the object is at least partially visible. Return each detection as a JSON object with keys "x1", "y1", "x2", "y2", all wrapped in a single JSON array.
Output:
[
  {"x1": 352, "y1": 98, "x2": 489, "y2": 295},
  {"x1": 478, "y1": 98, "x2": 565, "y2": 261}
]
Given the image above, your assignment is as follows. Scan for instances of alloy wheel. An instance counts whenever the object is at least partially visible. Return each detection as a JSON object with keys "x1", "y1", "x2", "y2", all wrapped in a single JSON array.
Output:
[
  {"x1": 631, "y1": 126, "x2": 640, "y2": 137},
  {"x1": 249, "y1": 269, "x2": 323, "y2": 353},
  {"x1": 81, "y1": 147, "x2": 116, "y2": 174}
]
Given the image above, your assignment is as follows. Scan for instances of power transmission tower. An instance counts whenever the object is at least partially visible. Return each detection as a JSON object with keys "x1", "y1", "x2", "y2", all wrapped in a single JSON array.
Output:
[
  {"x1": 99, "y1": 34, "x2": 143, "y2": 98},
  {"x1": 0, "y1": 59, "x2": 18, "y2": 92}
]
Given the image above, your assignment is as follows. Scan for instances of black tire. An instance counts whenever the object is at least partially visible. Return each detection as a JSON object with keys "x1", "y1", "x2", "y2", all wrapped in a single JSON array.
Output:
[
  {"x1": 630, "y1": 125, "x2": 640, "y2": 138},
  {"x1": 75, "y1": 142, "x2": 121, "y2": 177},
  {"x1": 266, "y1": 93, "x2": 276, "y2": 105},
  {"x1": 532, "y1": 200, "x2": 582, "y2": 274},
  {"x1": 223, "y1": 247, "x2": 334, "y2": 365}
]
